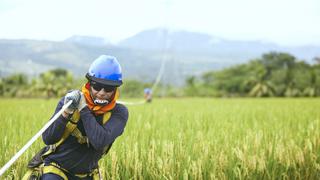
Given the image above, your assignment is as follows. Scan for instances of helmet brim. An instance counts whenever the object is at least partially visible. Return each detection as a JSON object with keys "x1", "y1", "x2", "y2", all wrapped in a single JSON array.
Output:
[{"x1": 86, "y1": 73, "x2": 123, "y2": 87}]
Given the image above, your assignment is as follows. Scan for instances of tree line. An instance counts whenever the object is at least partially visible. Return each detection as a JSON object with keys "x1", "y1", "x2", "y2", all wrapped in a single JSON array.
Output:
[
  {"x1": 0, "y1": 51, "x2": 319, "y2": 98},
  {"x1": 0, "y1": 68, "x2": 152, "y2": 98},
  {"x1": 185, "y1": 52, "x2": 320, "y2": 97}
]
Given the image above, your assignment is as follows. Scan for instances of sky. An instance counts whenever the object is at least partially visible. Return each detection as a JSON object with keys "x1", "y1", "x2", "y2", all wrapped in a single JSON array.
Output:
[{"x1": 0, "y1": 0, "x2": 319, "y2": 46}]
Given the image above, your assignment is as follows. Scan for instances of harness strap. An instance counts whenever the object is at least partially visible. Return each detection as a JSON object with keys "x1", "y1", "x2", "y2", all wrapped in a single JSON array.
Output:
[
  {"x1": 41, "y1": 111, "x2": 81, "y2": 160},
  {"x1": 41, "y1": 145, "x2": 56, "y2": 158},
  {"x1": 41, "y1": 111, "x2": 112, "y2": 180},
  {"x1": 71, "y1": 128, "x2": 89, "y2": 145},
  {"x1": 56, "y1": 111, "x2": 81, "y2": 146},
  {"x1": 70, "y1": 112, "x2": 112, "y2": 146},
  {"x1": 103, "y1": 112, "x2": 111, "y2": 124},
  {"x1": 43, "y1": 164, "x2": 68, "y2": 180},
  {"x1": 44, "y1": 162, "x2": 100, "y2": 179}
]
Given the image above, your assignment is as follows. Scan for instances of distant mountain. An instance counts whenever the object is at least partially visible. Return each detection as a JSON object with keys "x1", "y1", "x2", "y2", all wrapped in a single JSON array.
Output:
[
  {"x1": 118, "y1": 28, "x2": 215, "y2": 52},
  {"x1": 0, "y1": 29, "x2": 319, "y2": 85},
  {"x1": 0, "y1": 38, "x2": 171, "y2": 84},
  {"x1": 64, "y1": 35, "x2": 110, "y2": 46},
  {"x1": 119, "y1": 28, "x2": 319, "y2": 63}
]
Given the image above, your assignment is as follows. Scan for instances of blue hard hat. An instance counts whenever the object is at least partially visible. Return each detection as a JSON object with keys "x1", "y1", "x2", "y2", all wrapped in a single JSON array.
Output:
[{"x1": 86, "y1": 55, "x2": 123, "y2": 86}]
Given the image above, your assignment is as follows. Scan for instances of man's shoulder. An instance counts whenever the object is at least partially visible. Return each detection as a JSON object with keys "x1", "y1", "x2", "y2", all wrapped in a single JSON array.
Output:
[
  {"x1": 114, "y1": 103, "x2": 128, "y2": 113},
  {"x1": 113, "y1": 103, "x2": 129, "y2": 119}
]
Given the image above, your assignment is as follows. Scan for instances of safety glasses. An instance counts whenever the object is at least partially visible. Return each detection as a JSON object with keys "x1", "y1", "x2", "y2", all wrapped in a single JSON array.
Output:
[{"x1": 90, "y1": 81, "x2": 116, "y2": 92}]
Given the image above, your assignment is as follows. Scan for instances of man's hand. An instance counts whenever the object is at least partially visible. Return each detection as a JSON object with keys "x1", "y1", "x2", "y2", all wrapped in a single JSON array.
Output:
[{"x1": 64, "y1": 90, "x2": 81, "y2": 114}]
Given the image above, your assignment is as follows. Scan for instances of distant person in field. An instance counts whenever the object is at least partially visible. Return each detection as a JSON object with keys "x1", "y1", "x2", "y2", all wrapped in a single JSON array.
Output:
[
  {"x1": 144, "y1": 88, "x2": 152, "y2": 103},
  {"x1": 32, "y1": 55, "x2": 128, "y2": 179}
]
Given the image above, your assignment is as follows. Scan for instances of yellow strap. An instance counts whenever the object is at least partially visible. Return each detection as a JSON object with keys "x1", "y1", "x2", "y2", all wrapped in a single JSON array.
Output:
[
  {"x1": 43, "y1": 165, "x2": 68, "y2": 180},
  {"x1": 103, "y1": 112, "x2": 111, "y2": 124},
  {"x1": 71, "y1": 112, "x2": 112, "y2": 145},
  {"x1": 71, "y1": 128, "x2": 88, "y2": 144},
  {"x1": 41, "y1": 111, "x2": 81, "y2": 160},
  {"x1": 41, "y1": 145, "x2": 55, "y2": 158},
  {"x1": 43, "y1": 111, "x2": 111, "y2": 158},
  {"x1": 55, "y1": 111, "x2": 81, "y2": 146},
  {"x1": 73, "y1": 168, "x2": 100, "y2": 178},
  {"x1": 47, "y1": 162, "x2": 100, "y2": 179}
]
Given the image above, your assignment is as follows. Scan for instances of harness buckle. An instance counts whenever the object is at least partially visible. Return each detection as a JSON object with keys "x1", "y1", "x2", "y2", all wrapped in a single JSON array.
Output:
[{"x1": 49, "y1": 144, "x2": 56, "y2": 152}]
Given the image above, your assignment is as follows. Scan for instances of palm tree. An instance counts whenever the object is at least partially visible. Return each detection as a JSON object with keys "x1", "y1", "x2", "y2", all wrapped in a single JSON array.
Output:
[
  {"x1": 248, "y1": 80, "x2": 275, "y2": 97},
  {"x1": 2, "y1": 73, "x2": 28, "y2": 97},
  {"x1": 34, "y1": 68, "x2": 74, "y2": 98},
  {"x1": 246, "y1": 60, "x2": 275, "y2": 97},
  {"x1": 303, "y1": 65, "x2": 320, "y2": 97}
]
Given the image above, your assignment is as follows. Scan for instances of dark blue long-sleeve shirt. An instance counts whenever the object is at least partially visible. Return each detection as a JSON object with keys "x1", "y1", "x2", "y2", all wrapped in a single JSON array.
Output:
[{"x1": 42, "y1": 97, "x2": 129, "y2": 174}]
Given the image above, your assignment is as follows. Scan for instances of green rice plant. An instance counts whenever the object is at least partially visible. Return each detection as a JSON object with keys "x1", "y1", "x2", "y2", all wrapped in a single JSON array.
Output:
[{"x1": 0, "y1": 98, "x2": 319, "y2": 179}]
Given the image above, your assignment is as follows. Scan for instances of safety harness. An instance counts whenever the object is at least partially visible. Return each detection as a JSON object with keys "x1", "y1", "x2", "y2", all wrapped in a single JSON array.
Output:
[{"x1": 22, "y1": 111, "x2": 112, "y2": 180}]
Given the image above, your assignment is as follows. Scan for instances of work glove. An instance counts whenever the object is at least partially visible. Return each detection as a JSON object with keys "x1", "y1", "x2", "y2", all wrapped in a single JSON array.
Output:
[
  {"x1": 64, "y1": 90, "x2": 81, "y2": 114},
  {"x1": 78, "y1": 92, "x2": 87, "y2": 111}
]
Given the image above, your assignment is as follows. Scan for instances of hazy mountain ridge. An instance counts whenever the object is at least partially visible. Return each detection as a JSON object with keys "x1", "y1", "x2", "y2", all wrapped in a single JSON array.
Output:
[
  {"x1": 0, "y1": 28, "x2": 319, "y2": 85},
  {"x1": 119, "y1": 29, "x2": 319, "y2": 61},
  {"x1": 65, "y1": 35, "x2": 110, "y2": 46}
]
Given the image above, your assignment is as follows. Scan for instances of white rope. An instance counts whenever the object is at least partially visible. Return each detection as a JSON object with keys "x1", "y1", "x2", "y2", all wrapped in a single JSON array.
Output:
[
  {"x1": 117, "y1": 100, "x2": 146, "y2": 105},
  {"x1": 118, "y1": 31, "x2": 171, "y2": 106},
  {"x1": 119, "y1": 1, "x2": 172, "y2": 105},
  {"x1": 151, "y1": 29, "x2": 170, "y2": 92},
  {"x1": 0, "y1": 100, "x2": 73, "y2": 177}
]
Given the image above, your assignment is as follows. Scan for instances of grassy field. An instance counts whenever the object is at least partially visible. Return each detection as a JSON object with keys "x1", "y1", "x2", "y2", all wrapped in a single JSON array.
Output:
[{"x1": 0, "y1": 98, "x2": 320, "y2": 179}]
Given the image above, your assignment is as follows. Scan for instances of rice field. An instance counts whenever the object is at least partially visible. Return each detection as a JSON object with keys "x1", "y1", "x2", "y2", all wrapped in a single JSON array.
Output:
[{"x1": 0, "y1": 98, "x2": 320, "y2": 179}]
